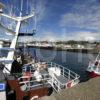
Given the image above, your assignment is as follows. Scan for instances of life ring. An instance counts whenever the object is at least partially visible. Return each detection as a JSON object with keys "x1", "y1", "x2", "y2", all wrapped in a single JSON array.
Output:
[
  {"x1": 30, "y1": 95, "x2": 39, "y2": 100},
  {"x1": 66, "y1": 80, "x2": 72, "y2": 88}
]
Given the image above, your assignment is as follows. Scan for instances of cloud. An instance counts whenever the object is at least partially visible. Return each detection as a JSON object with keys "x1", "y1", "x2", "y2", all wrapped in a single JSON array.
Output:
[
  {"x1": 34, "y1": 31, "x2": 100, "y2": 41},
  {"x1": 60, "y1": 31, "x2": 100, "y2": 41},
  {"x1": 59, "y1": 0, "x2": 100, "y2": 31},
  {"x1": 70, "y1": 31, "x2": 100, "y2": 41},
  {"x1": 34, "y1": 32, "x2": 59, "y2": 41},
  {"x1": 34, "y1": 0, "x2": 48, "y2": 22}
]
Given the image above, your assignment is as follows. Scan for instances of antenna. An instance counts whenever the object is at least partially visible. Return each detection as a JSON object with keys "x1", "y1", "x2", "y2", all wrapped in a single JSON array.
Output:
[
  {"x1": 20, "y1": 0, "x2": 23, "y2": 16},
  {"x1": 34, "y1": 14, "x2": 37, "y2": 31},
  {"x1": 33, "y1": 0, "x2": 37, "y2": 34},
  {"x1": 10, "y1": 5, "x2": 13, "y2": 16},
  {"x1": 26, "y1": 0, "x2": 28, "y2": 15}
]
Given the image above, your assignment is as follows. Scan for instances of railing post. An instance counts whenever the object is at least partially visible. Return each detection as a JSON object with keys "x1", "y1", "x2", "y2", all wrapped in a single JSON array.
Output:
[
  {"x1": 68, "y1": 70, "x2": 70, "y2": 79},
  {"x1": 51, "y1": 62, "x2": 52, "y2": 67},
  {"x1": 51, "y1": 77, "x2": 53, "y2": 86},
  {"x1": 58, "y1": 81, "x2": 61, "y2": 92},
  {"x1": 29, "y1": 77, "x2": 31, "y2": 90},
  {"x1": 55, "y1": 63, "x2": 56, "y2": 70},
  {"x1": 63, "y1": 67, "x2": 64, "y2": 76},
  {"x1": 76, "y1": 74, "x2": 78, "y2": 79}
]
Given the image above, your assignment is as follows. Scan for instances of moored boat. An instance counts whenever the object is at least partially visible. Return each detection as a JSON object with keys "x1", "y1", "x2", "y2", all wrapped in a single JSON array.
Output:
[
  {"x1": 87, "y1": 52, "x2": 100, "y2": 78},
  {"x1": 0, "y1": 1, "x2": 80, "y2": 100}
]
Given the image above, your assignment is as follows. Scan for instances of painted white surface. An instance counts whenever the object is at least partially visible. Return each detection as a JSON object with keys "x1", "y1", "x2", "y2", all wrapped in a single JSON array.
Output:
[
  {"x1": 0, "y1": 91, "x2": 6, "y2": 100},
  {"x1": 48, "y1": 67, "x2": 61, "y2": 77},
  {"x1": 34, "y1": 70, "x2": 42, "y2": 82},
  {"x1": 0, "y1": 41, "x2": 3, "y2": 48},
  {"x1": 3, "y1": 21, "x2": 21, "y2": 73}
]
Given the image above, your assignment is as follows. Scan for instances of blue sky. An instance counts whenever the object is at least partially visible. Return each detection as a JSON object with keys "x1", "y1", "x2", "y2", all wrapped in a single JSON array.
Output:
[{"x1": 0, "y1": 0, "x2": 100, "y2": 41}]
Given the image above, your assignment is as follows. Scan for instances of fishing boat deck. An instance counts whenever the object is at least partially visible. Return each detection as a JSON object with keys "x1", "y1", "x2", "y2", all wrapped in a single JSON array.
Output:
[
  {"x1": 40, "y1": 69, "x2": 48, "y2": 75},
  {"x1": 20, "y1": 62, "x2": 80, "y2": 92}
]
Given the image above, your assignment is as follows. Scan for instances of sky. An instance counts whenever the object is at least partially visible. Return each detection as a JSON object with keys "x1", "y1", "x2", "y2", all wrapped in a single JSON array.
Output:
[{"x1": 0, "y1": 0, "x2": 100, "y2": 41}]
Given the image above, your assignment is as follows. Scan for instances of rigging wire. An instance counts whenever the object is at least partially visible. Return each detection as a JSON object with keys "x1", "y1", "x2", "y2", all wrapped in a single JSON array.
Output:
[
  {"x1": 33, "y1": 0, "x2": 37, "y2": 34},
  {"x1": 34, "y1": 14, "x2": 37, "y2": 33},
  {"x1": 21, "y1": 0, "x2": 23, "y2": 12}
]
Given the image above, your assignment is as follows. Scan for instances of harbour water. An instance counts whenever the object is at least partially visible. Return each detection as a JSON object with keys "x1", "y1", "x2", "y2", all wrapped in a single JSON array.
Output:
[
  {"x1": 0, "y1": 47, "x2": 97, "y2": 82},
  {"x1": 29, "y1": 47, "x2": 97, "y2": 82}
]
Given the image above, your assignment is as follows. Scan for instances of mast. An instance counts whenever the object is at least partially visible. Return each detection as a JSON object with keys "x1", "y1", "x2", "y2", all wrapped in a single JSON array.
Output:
[
  {"x1": 0, "y1": 1, "x2": 35, "y2": 73},
  {"x1": 20, "y1": 0, "x2": 23, "y2": 17},
  {"x1": 95, "y1": 52, "x2": 100, "y2": 61}
]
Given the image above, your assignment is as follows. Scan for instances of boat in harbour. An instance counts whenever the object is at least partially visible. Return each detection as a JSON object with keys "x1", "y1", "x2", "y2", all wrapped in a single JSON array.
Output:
[
  {"x1": 0, "y1": 1, "x2": 80, "y2": 100},
  {"x1": 87, "y1": 52, "x2": 100, "y2": 78}
]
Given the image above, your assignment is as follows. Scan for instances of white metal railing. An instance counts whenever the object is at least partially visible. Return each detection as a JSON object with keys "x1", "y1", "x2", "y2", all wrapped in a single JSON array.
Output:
[
  {"x1": 46, "y1": 62, "x2": 80, "y2": 92},
  {"x1": 46, "y1": 62, "x2": 80, "y2": 80},
  {"x1": 18, "y1": 74, "x2": 50, "y2": 90},
  {"x1": 20, "y1": 62, "x2": 80, "y2": 92}
]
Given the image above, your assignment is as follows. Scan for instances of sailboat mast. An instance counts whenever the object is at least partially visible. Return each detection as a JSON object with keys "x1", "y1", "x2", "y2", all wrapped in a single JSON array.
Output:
[
  {"x1": 1, "y1": 0, "x2": 35, "y2": 73},
  {"x1": 95, "y1": 52, "x2": 100, "y2": 61}
]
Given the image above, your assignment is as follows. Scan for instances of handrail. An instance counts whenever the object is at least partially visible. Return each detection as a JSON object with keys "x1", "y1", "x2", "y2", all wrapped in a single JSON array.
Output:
[
  {"x1": 46, "y1": 62, "x2": 80, "y2": 79},
  {"x1": 45, "y1": 62, "x2": 80, "y2": 92},
  {"x1": 20, "y1": 62, "x2": 80, "y2": 92}
]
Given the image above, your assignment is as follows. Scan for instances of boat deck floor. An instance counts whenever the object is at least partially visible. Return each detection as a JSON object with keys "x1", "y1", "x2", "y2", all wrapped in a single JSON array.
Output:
[
  {"x1": 40, "y1": 69, "x2": 48, "y2": 75},
  {"x1": 55, "y1": 75, "x2": 68, "y2": 85}
]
